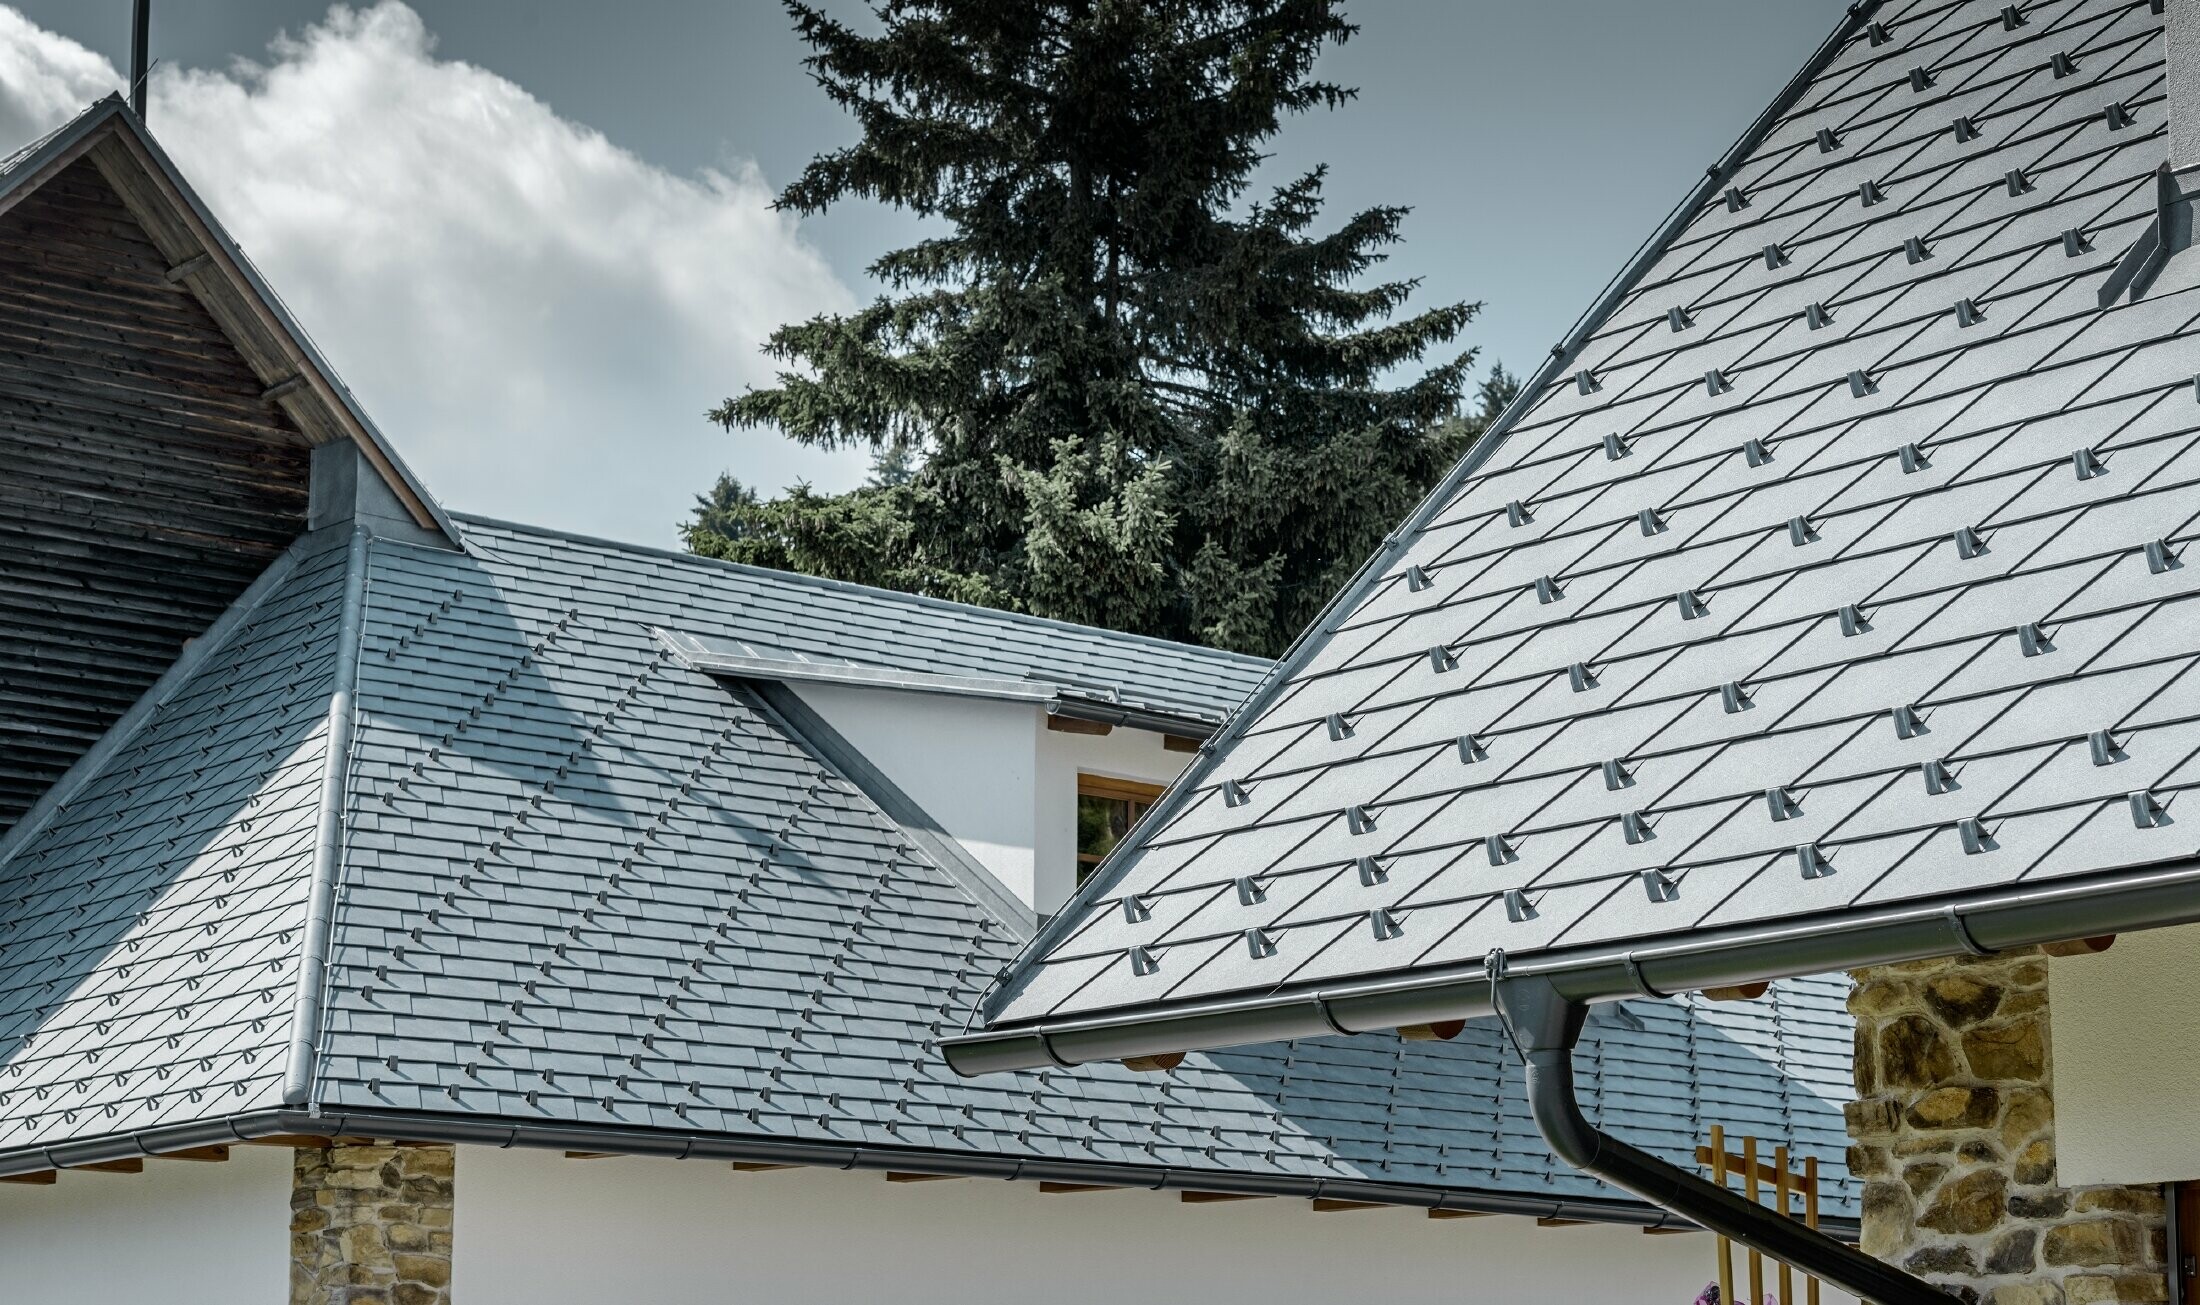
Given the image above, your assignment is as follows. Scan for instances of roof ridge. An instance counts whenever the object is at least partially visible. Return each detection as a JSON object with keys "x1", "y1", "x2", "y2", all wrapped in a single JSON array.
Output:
[{"x1": 448, "y1": 511, "x2": 1272, "y2": 669}]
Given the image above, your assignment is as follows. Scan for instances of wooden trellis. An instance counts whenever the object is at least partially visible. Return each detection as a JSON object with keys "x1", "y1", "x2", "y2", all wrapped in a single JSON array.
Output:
[{"x1": 1698, "y1": 1125, "x2": 1821, "y2": 1305}]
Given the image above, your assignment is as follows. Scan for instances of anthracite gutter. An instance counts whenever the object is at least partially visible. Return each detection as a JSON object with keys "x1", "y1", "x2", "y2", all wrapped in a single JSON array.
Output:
[{"x1": 942, "y1": 857, "x2": 2200, "y2": 1074}]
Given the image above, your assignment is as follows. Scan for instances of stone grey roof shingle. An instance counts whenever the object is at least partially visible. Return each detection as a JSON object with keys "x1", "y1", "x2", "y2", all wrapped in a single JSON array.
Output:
[
  {"x1": 967, "y1": 0, "x2": 2200, "y2": 1050},
  {"x1": 458, "y1": 515, "x2": 1269, "y2": 729},
  {"x1": 0, "y1": 536, "x2": 349, "y2": 1152},
  {"x1": 0, "y1": 518, "x2": 1861, "y2": 1220}
]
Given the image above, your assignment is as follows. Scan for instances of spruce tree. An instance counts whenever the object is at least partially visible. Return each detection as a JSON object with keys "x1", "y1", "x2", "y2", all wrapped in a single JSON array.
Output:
[{"x1": 693, "y1": 0, "x2": 1484, "y2": 656}]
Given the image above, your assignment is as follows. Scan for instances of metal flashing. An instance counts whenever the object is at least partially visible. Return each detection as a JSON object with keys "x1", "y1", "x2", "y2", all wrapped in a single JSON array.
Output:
[{"x1": 282, "y1": 528, "x2": 369, "y2": 1104}]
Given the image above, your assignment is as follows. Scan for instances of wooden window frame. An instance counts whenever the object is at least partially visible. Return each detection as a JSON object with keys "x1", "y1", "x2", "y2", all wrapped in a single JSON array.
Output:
[
  {"x1": 1078, "y1": 774, "x2": 1166, "y2": 806},
  {"x1": 1076, "y1": 773, "x2": 1166, "y2": 881}
]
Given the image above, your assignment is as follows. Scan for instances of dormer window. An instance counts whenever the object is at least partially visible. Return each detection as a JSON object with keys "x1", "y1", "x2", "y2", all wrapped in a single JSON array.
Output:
[{"x1": 1078, "y1": 774, "x2": 1165, "y2": 885}]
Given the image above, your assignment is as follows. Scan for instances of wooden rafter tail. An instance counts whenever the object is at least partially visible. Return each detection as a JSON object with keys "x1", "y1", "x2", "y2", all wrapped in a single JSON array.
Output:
[
  {"x1": 0, "y1": 1170, "x2": 57, "y2": 1185},
  {"x1": 68, "y1": 1158, "x2": 143, "y2": 1174},
  {"x1": 1179, "y1": 1190, "x2": 1263, "y2": 1203},
  {"x1": 728, "y1": 1162, "x2": 796, "y2": 1172},
  {"x1": 1428, "y1": 1207, "x2": 1493, "y2": 1220},
  {"x1": 884, "y1": 1172, "x2": 961, "y2": 1183},
  {"x1": 154, "y1": 1145, "x2": 230, "y2": 1162},
  {"x1": 1311, "y1": 1198, "x2": 1385, "y2": 1212},
  {"x1": 1037, "y1": 1182, "x2": 1120, "y2": 1194}
]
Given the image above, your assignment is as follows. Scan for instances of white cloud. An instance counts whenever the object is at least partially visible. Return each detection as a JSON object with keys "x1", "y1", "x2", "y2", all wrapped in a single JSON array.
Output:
[{"x1": 0, "y1": 2, "x2": 862, "y2": 545}]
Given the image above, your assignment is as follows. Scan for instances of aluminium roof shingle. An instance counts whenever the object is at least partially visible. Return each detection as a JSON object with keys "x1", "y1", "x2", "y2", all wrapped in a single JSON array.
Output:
[
  {"x1": 0, "y1": 519, "x2": 1863, "y2": 1220},
  {"x1": 455, "y1": 515, "x2": 1268, "y2": 729},
  {"x1": 307, "y1": 522, "x2": 1858, "y2": 1214},
  {"x1": 970, "y1": 0, "x2": 2200, "y2": 1042},
  {"x1": 0, "y1": 535, "x2": 349, "y2": 1153}
]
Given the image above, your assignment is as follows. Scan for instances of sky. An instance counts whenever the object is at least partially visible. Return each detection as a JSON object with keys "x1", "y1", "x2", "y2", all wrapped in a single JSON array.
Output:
[{"x1": 0, "y1": 1, "x2": 1839, "y2": 547}]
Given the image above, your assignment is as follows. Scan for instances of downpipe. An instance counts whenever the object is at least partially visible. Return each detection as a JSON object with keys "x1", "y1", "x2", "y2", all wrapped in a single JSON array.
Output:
[{"x1": 1493, "y1": 971, "x2": 1956, "y2": 1305}]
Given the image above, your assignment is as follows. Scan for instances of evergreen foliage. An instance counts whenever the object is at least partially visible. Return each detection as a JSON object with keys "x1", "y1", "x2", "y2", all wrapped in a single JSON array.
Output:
[{"x1": 690, "y1": 0, "x2": 1492, "y2": 655}]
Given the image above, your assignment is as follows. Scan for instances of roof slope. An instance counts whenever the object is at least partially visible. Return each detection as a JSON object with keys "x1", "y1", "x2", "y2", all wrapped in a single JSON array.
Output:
[
  {"x1": 0, "y1": 519, "x2": 1857, "y2": 1217},
  {"x1": 305, "y1": 524, "x2": 1857, "y2": 1213},
  {"x1": 458, "y1": 517, "x2": 1270, "y2": 729},
  {"x1": 969, "y1": 0, "x2": 2200, "y2": 1041},
  {"x1": 0, "y1": 534, "x2": 350, "y2": 1152}
]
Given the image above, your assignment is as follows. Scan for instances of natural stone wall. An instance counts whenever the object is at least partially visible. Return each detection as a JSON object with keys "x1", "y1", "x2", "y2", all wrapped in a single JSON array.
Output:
[
  {"x1": 291, "y1": 1142, "x2": 455, "y2": 1305},
  {"x1": 1847, "y1": 951, "x2": 2166, "y2": 1304}
]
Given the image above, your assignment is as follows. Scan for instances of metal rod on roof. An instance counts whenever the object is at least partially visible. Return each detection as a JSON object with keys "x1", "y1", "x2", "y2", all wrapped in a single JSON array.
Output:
[{"x1": 130, "y1": 0, "x2": 151, "y2": 118}]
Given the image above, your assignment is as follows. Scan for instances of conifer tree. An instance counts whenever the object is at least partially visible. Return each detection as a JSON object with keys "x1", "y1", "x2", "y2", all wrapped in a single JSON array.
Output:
[{"x1": 691, "y1": 0, "x2": 1485, "y2": 655}]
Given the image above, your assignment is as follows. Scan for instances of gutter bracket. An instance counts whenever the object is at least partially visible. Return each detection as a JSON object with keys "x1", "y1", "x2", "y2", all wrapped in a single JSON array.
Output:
[
  {"x1": 1941, "y1": 906, "x2": 1991, "y2": 957},
  {"x1": 1622, "y1": 953, "x2": 1668, "y2": 999},
  {"x1": 1490, "y1": 972, "x2": 1957, "y2": 1305}
]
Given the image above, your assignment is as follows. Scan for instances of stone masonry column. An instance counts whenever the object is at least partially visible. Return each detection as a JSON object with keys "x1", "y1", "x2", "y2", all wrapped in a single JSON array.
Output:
[
  {"x1": 1846, "y1": 951, "x2": 2166, "y2": 1305},
  {"x1": 291, "y1": 1142, "x2": 455, "y2": 1305}
]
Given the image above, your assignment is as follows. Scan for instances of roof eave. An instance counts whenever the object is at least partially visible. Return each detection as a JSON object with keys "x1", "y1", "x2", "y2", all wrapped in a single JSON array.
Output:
[
  {"x1": 945, "y1": 856, "x2": 2200, "y2": 1076},
  {"x1": 0, "y1": 1105, "x2": 1853, "y2": 1236}
]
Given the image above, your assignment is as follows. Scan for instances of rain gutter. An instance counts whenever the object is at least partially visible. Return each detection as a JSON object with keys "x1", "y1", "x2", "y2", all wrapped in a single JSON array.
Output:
[
  {"x1": 943, "y1": 857, "x2": 2200, "y2": 1073},
  {"x1": 1495, "y1": 972, "x2": 1953, "y2": 1304}
]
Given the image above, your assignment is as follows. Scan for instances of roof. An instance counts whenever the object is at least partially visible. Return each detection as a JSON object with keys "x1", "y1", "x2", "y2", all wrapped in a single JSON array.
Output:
[
  {"x1": 0, "y1": 534, "x2": 351, "y2": 1142},
  {"x1": 954, "y1": 0, "x2": 2200, "y2": 1068},
  {"x1": 0, "y1": 518, "x2": 1862, "y2": 1224},
  {"x1": 461, "y1": 515, "x2": 1270, "y2": 731}
]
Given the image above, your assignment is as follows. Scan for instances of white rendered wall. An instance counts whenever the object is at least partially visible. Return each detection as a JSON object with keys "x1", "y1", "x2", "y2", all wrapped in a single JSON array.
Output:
[
  {"x1": 791, "y1": 682, "x2": 1197, "y2": 917},
  {"x1": 1034, "y1": 715, "x2": 1191, "y2": 914},
  {"x1": 0, "y1": 1142, "x2": 291, "y2": 1302},
  {"x1": 794, "y1": 682, "x2": 1043, "y2": 906},
  {"x1": 2050, "y1": 922, "x2": 2200, "y2": 1186},
  {"x1": 457, "y1": 1146, "x2": 1834, "y2": 1305}
]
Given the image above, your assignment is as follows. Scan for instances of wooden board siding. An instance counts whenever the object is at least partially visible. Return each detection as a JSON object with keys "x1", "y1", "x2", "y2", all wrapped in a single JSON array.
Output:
[{"x1": 0, "y1": 158, "x2": 310, "y2": 832}]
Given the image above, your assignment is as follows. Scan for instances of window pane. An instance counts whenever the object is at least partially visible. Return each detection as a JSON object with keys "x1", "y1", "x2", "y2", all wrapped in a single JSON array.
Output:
[
  {"x1": 1079, "y1": 794, "x2": 1131, "y2": 863},
  {"x1": 1075, "y1": 776, "x2": 1165, "y2": 887}
]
